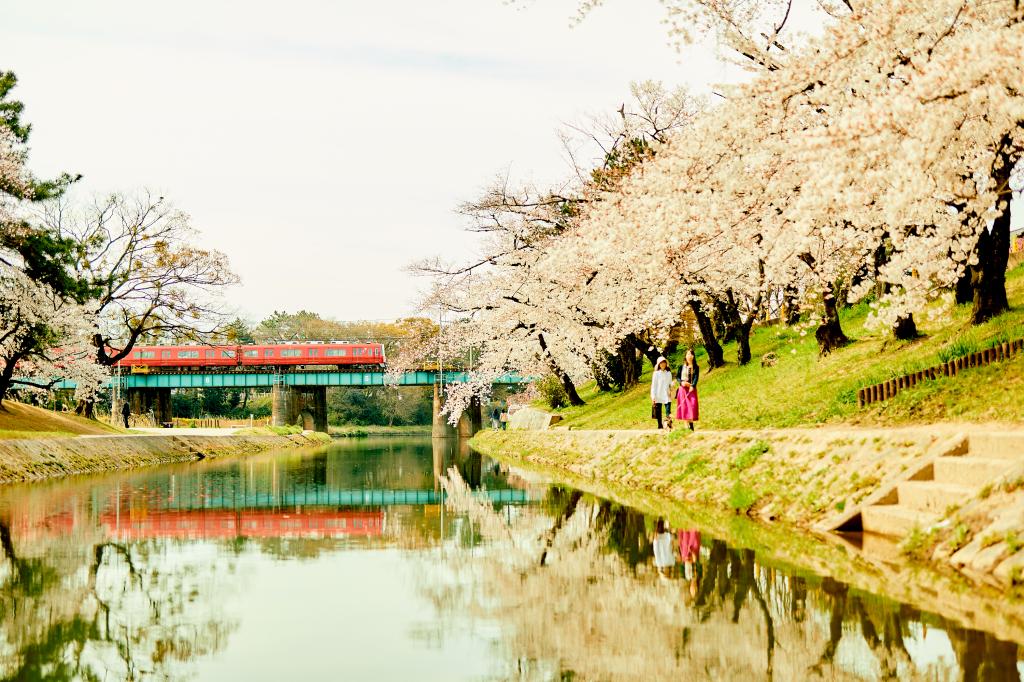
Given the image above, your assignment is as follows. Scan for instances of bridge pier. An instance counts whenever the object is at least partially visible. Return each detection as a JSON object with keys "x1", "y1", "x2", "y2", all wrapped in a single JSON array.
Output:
[
  {"x1": 271, "y1": 382, "x2": 298, "y2": 428},
  {"x1": 127, "y1": 388, "x2": 172, "y2": 426},
  {"x1": 272, "y1": 383, "x2": 329, "y2": 433},
  {"x1": 432, "y1": 386, "x2": 483, "y2": 439}
]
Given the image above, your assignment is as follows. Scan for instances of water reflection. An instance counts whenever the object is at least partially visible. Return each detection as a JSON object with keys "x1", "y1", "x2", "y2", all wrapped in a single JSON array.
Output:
[{"x1": 0, "y1": 438, "x2": 1017, "y2": 681}]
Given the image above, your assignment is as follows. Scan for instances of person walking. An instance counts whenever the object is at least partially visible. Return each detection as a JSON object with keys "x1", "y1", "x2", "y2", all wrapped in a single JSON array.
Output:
[
  {"x1": 120, "y1": 401, "x2": 131, "y2": 429},
  {"x1": 650, "y1": 356, "x2": 673, "y2": 430},
  {"x1": 490, "y1": 405, "x2": 501, "y2": 430},
  {"x1": 676, "y1": 348, "x2": 700, "y2": 431}
]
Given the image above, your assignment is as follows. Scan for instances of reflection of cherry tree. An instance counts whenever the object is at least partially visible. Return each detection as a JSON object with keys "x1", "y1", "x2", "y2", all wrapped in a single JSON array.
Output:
[
  {"x1": 423, "y1": 469, "x2": 997, "y2": 681},
  {"x1": 0, "y1": 522, "x2": 240, "y2": 680}
]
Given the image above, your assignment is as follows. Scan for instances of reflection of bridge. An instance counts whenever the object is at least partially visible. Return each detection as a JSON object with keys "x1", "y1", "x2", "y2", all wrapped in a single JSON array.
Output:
[
  {"x1": 156, "y1": 487, "x2": 531, "y2": 509},
  {"x1": 102, "y1": 509, "x2": 385, "y2": 540},
  {"x1": 49, "y1": 370, "x2": 527, "y2": 433}
]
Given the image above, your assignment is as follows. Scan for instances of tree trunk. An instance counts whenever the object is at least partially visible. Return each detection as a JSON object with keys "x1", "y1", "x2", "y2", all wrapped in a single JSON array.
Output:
[
  {"x1": 816, "y1": 287, "x2": 850, "y2": 355},
  {"x1": 0, "y1": 357, "x2": 16, "y2": 410},
  {"x1": 892, "y1": 314, "x2": 918, "y2": 341},
  {"x1": 74, "y1": 398, "x2": 96, "y2": 420},
  {"x1": 713, "y1": 291, "x2": 742, "y2": 343},
  {"x1": 956, "y1": 141, "x2": 1013, "y2": 322},
  {"x1": 624, "y1": 333, "x2": 663, "y2": 368},
  {"x1": 969, "y1": 198, "x2": 1011, "y2": 324},
  {"x1": 536, "y1": 333, "x2": 585, "y2": 406},
  {"x1": 689, "y1": 299, "x2": 725, "y2": 369},
  {"x1": 736, "y1": 320, "x2": 754, "y2": 365},
  {"x1": 782, "y1": 286, "x2": 801, "y2": 326}
]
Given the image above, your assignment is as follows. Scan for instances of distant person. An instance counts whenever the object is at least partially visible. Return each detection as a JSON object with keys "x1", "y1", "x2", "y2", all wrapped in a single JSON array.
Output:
[
  {"x1": 500, "y1": 400, "x2": 509, "y2": 430},
  {"x1": 120, "y1": 401, "x2": 131, "y2": 428},
  {"x1": 676, "y1": 348, "x2": 700, "y2": 431},
  {"x1": 491, "y1": 406, "x2": 501, "y2": 430},
  {"x1": 650, "y1": 356, "x2": 673, "y2": 430},
  {"x1": 652, "y1": 517, "x2": 675, "y2": 577}
]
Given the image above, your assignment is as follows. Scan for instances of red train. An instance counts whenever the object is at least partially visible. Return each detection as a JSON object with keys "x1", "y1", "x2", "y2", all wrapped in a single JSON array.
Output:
[{"x1": 114, "y1": 342, "x2": 386, "y2": 371}]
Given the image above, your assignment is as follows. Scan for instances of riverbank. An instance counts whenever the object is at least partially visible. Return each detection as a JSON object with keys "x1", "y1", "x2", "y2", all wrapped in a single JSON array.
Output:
[
  {"x1": 470, "y1": 437, "x2": 1024, "y2": 652},
  {"x1": 472, "y1": 425, "x2": 1024, "y2": 589},
  {"x1": 0, "y1": 431, "x2": 331, "y2": 485}
]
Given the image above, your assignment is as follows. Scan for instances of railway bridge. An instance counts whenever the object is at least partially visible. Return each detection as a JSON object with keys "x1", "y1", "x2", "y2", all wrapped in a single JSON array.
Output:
[{"x1": 52, "y1": 369, "x2": 527, "y2": 435}]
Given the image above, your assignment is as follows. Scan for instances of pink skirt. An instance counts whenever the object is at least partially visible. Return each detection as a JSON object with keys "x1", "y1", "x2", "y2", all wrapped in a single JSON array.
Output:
[{"x1": 676, "y1": 386, "x2": 699, "y2": 421}]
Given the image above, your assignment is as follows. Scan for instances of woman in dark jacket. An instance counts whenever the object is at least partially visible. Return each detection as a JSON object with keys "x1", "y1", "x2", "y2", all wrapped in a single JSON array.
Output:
[{"x1": 675, "y1": 348, "x2": 700, "y2": 431}]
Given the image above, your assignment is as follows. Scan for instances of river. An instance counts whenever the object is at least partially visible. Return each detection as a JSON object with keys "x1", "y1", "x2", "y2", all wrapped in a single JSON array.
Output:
[{"x1": 0, "y1": 436, "x2": 1018, "y2": 681}]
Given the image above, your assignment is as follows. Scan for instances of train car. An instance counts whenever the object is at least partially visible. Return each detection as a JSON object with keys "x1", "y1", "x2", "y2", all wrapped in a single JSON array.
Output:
[{"x1": 115, "y1": 342, "x2": 386, "y2": 371}]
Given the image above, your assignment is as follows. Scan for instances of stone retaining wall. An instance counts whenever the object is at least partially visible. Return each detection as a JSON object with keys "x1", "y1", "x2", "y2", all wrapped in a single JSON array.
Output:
[{"x1": 0, "y1": 433, "x2": 328, "y2": 485}]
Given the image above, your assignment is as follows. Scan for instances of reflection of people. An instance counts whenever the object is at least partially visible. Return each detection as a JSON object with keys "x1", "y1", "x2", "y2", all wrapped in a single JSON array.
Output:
[
  {"x1": 652, "y1": 517, "x2": 675, "y2": 576},
  {"x1": 677, "y1": 529, "x2": 701, "y2": 598},
  {"x1": 121, "y1": 401, "x2": 131, "y2": 428}
]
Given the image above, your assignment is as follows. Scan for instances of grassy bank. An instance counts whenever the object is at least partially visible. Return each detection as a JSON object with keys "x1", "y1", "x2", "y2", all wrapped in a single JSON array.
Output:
[
  {"x1": 473, "y1": 427, "x2": 956, "y2": 528},
  {"x1": 544, "y1": 263, "x2": 1024, "y2": 430},
  {"x1": 329, "y1": 424, "x2": 432, "y2": 438},
  {"x1": 0, "y1": 401, "x2": 124, "y2": 439}
]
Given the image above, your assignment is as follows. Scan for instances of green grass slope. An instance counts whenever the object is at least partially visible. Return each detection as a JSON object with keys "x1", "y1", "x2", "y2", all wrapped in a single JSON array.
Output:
[
  {"x1": 544, "y1": 263, "x2": 1024, "y2": 430},
  {"x1": 0, "y1": 401, "x2": 124, "y2": 439}
]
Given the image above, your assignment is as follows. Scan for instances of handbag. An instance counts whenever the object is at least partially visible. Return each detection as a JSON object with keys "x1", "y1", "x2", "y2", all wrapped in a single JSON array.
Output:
[{"x1": 651, "y1": 403, "x2": 658, "y2": 419}]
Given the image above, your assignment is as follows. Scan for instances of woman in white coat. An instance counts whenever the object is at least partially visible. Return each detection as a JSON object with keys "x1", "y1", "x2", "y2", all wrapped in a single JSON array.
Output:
[{"x1": 650, "y1": 356, "x2": 673, "y2": 430}]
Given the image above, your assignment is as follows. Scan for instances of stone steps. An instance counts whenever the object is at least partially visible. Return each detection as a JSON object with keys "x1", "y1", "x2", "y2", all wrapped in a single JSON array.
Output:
[
  {"x1": 934, "y1": 456, "x2": 1015, "y2": 486},
  {"x1": 896, "y1": 480, "x2": 974, "y2": 513},
  {"x1": 834, "y1": 432, "x2": 1024, "y2": 540},
  {"x1": 968, "y1": 433, "x2": 1024, "y2": 460},
  {"x1": 861, "y1": 505, "x2": 940, "y2": 537}
]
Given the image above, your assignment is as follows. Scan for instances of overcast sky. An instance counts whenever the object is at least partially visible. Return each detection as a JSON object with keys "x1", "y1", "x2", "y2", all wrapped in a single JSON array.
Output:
[{"x1": 6, "y1": 2, "x2": 1017, "y2": 324}]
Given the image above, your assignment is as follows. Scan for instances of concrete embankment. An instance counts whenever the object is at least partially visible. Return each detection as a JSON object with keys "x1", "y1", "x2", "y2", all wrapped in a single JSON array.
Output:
[
  {"x1": 0, "y1": 432, "x2": 330, "y2": 485},
  {"x1": 472, "y1": 424, "x2": 1024, "y2": 589}
]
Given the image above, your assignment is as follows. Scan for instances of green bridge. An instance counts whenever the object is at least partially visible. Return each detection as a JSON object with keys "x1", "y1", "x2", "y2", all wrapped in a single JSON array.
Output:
[
  {"x1": 46, "y1": 369, "x2": 528, "y2": 434},
  {"x1": 51, "y1": 370, "x2": 525, "y2": 390}
]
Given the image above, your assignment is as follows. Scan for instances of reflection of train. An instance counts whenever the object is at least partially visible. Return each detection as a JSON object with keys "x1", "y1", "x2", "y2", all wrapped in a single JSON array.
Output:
[
  {"x1": 114, "y1": 342, "x2": 386, "y2": 371},
  {"x1": 101, "y1": 509, "x2": 385, "y2": 540}
]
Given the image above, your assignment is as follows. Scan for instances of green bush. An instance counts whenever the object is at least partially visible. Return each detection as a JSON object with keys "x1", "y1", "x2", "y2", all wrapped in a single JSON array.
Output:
[
  {"x1": 729, "y1": 482, "x2": 758, "y2": 513},
  {"x1": 732, "y1": 440, "x2": 770, "y2": 471},
  {"x1": 538, "y1": 375, "x2": 570, "y2": 409}
]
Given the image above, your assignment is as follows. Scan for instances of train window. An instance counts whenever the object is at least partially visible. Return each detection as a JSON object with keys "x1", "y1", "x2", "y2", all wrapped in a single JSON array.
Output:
[
  {"x1": 222, "y1": 350, "x2": 236, "y2": 358},
  {"x1": 309, "y1": 349, "x2": 318, "y2": 357},
  {"x1": 244, "y1": 350, "x2": 258, "y2": 358},
  {"x1": 161, "y1": 350, "x2": 172, "y2": 359},
  {"x1": 374, "y1": 348, "x2": 381, "y2": 356},
  {"x1": 133, "y1": 351, "x2": 140, "y2": 358},
  {"x1": 177, "y1": 350, "x2": 200, "y2": 359},
  {"x1": 281, "y1": 349, "x2": 302, "y2": 358},
  {"x1": 325, "y1": 348, "x2": 347, "y2": 357},
  {"x1": 206, "y1": 350, "x2": 216, "y2": 358},
  {"x1": 353, "y1": 348, "x2": 364, "y2": 356},
  {"x1": 264, "y1": 349, "x2": 274, "y2": 357},
  {"x1": 139, "y1": 351, "x2": 155, "y2": 359}
]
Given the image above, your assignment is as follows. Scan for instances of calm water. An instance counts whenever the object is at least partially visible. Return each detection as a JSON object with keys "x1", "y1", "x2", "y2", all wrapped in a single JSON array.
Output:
[{"x1": 0, "y1": 436, "x2": 1019, "y2": 681}]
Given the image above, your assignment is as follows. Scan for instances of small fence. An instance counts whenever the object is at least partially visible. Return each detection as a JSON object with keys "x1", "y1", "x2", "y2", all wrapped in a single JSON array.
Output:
[
  {"x1": 171, "y1": 417, "x2": 271, "y2": 429},
  {"x1": 858, "y1": 338, "x2": 1024, "y2": 407}
]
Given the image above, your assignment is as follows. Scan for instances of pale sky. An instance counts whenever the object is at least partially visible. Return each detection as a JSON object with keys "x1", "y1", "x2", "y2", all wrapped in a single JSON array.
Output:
[{"x1": 3, "y1": 0, "x2": 737, "y2": 323}]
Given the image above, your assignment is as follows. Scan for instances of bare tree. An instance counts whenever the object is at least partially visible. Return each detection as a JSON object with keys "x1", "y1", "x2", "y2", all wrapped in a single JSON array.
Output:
[{"x1": 42, "y1": 191, "x2": 239, "y2": 367}]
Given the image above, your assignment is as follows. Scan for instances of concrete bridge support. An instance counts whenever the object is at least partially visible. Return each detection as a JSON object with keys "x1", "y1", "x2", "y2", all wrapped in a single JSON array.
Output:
[
  {"x1": 432, "y1": 385, "x2": 483, "y2": 439},
  {"x1": 127, "y1": 388, "x2": 172, "y2": 426},
  {"x1": 272, "y1": 383, "x2": 329, "y2": 433}
]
